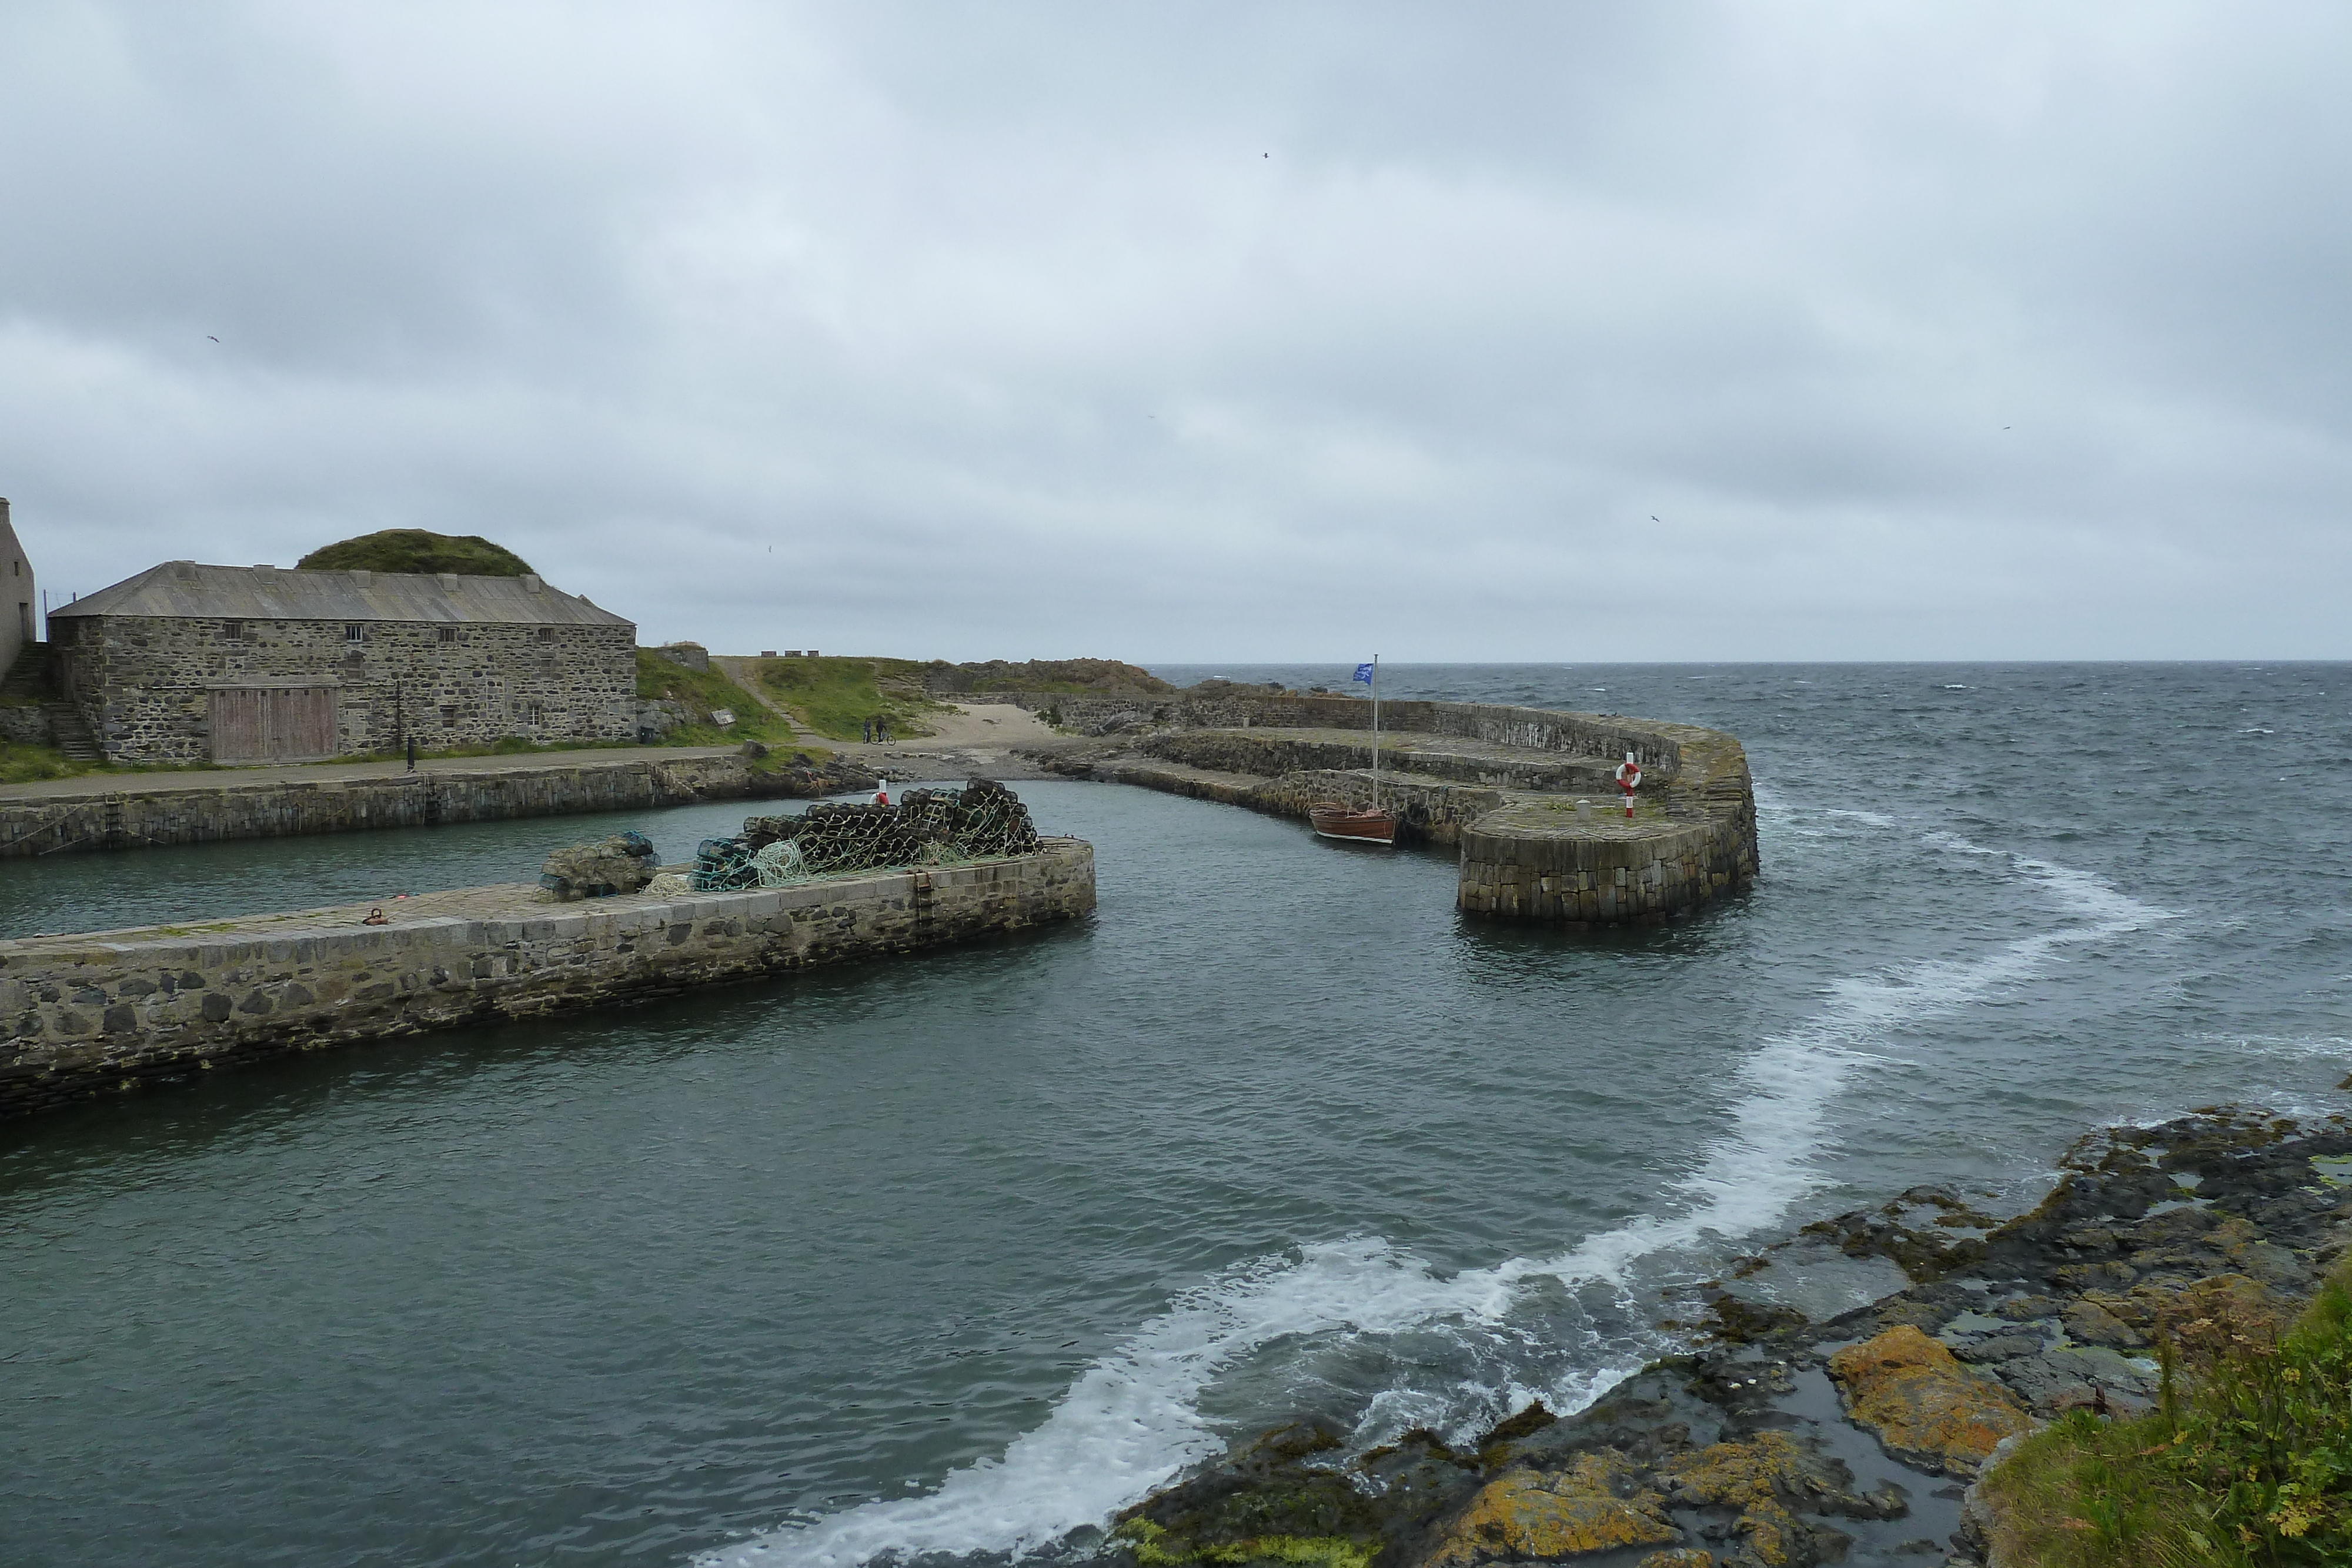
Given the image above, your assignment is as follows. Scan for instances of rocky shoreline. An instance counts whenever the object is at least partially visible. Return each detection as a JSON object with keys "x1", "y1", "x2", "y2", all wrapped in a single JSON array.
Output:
[{"x1": 1113, "y1": 1106, "x2": 2352, "y2": 1568}]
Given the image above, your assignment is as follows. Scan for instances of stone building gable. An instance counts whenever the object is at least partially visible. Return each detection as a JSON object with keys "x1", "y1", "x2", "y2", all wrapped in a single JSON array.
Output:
[{"x1": 0, "y1": 499, "x2": 32, "y2": 679}]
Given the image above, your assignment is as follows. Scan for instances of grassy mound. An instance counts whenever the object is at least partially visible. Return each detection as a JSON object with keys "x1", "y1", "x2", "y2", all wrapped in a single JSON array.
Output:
[
  {"x1": 756, "y1": 657, "x2": 944, "y2": 741},
  {"x1": 1982, "y1": 1255, "x2": 2352, "y2": 1564},
  {"x1": 298, "y1": 529, "x2": 534, "y2": 577},
  {"x1": 635, "y1": 650, "x2": 811, "y2": 748},
  {"x1": 923, "y1": 658, "x2": 1173, "y2": 696}
]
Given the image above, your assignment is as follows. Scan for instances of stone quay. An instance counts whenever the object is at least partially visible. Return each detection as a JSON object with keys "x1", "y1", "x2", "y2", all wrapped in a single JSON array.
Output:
[
  {"x1": 0, "y1": 749, "x2": 870, "y2": 859},
  {"x1": 0, "y1": 839, "x2": 1094, "y2": 1119},
  {"x1": 1013, "y1": 693, "x2": 1759, "y2": 927}
]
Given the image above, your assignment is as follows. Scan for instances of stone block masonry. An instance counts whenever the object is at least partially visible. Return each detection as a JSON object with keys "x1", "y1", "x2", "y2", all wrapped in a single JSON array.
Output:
[
  {"x1": 0, "y1": 839, "x2": 1095, "y2": 1118},
  {"x1": 0, "y1": 752, "x2": 833, "y2": 858}
]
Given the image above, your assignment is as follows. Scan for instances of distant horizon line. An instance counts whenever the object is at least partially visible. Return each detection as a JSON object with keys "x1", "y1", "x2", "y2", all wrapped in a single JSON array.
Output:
[{"x1": 1127, "y1": 657, "x2": 2350, "y2": 667}]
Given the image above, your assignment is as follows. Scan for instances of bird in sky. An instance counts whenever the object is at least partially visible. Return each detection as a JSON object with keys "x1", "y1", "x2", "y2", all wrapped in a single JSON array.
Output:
[
  {"x1": 1651, "y1": 516, "x2": 1660, "y2": 522},
  {"x1": 206, "y1": 336, "x2": 219, "y2": 342}
]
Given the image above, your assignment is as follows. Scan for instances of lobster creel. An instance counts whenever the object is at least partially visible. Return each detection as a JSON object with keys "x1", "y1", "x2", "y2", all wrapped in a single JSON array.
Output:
[{"x1": 1308, "y1": 802, "x2": 1399, "y2": 845}]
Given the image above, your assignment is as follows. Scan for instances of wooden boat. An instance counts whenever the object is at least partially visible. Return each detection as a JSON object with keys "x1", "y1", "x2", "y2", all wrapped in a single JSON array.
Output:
[
  {"x1": 1309, "y1": 802, "x2": 1398, "y2": 844},
  {"x1": 1309, "y1": 653, "x2": 1399, "y2": 845}
]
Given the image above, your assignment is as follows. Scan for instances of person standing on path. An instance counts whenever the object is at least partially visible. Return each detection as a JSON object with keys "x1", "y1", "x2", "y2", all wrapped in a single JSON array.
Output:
[{"x1": 862, "y1": 718, "x2": 873, "y2": 743}]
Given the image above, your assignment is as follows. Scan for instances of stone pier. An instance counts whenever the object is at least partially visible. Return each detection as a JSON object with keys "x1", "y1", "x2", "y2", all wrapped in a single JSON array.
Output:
[
  {"x1": 1018, "y1": 694, "x2": 1759, "y2": 927},
  {"x1": 0, "y1": 750, "x2": 862, "y2": 858},
  {"x1": 0, "y1": 839, "x2": 1095, "y2": 1118}
]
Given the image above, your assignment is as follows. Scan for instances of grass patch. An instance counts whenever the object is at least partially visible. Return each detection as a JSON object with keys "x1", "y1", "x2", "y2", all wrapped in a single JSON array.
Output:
[
  {"x1": 1982, "y1": 1258, "x2": 2352, "y2": 1564},
  {"x1": 636, "y1": 650, "x2": 807, "y2": 747},
  {"x1": 0, "y1": 741, "x2": 240, "y2": 784},
  {"x1": 0, "y1": 740, "x2": 103, "y2": 784},
  {"x1": 754, "y1": 656, "x2": 947, "y2": 742},
  {"x1": 926, "y1": 658, "x2": 1174, "y2": 696},
  {"x1": 298, "y1": 529, "x2": 532, "y2": 576}
]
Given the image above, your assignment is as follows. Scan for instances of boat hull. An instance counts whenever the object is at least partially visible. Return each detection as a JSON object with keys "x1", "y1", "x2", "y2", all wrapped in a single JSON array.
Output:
[{"x1": 1308, "y1": 803, "x2": 1398, "y2": 845}]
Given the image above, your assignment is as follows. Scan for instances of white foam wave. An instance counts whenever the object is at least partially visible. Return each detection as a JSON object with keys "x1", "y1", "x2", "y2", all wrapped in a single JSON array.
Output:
[
  {"x1": 707, "y1": 838, "x2": 2173, "y2": 1568},
  {"x1": 2194, "y1": 1032, "x2": 2352, "y2": 1061},
  {"x1": 704, "y1": 1239, "x2": 1497, "y2": 1567},
  {"x1": 1753, "y1": 788, "x2": 1895, "y2": 840}
]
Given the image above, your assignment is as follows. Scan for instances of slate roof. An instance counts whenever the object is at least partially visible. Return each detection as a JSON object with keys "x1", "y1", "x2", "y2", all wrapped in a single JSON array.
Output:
[{"x1": 49, "y1": 561, "x2": 633, "y2": 628}]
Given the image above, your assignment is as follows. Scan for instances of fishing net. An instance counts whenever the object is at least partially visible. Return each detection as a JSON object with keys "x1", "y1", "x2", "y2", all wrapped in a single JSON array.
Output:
[
  {"x1": 693, "y1": 780, "x2": 1042, "y2": 891},
  {"x1": 751, "y1": 839, "x2": 806, "y2": 887},
  {"x1": 693, "y1": 836, "x2": 760, "y2": 892}
]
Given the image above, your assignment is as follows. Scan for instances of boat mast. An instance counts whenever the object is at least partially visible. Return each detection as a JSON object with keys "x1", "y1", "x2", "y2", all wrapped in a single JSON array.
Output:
[{"x1": 1371, "y1": 653, "x2": 1381, "y2": 808}]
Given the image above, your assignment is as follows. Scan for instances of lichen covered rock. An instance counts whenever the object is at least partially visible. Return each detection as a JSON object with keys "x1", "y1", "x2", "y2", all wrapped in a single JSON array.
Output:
[
  {"x1": 1826, "y1": 1324, "x2": 2032, "y2": 1475},
  {"x1": 1660, "y1": 1432, "x2": 1891, "y2": 1567},
  {"x1": 1421, "y1": 1454, "x2": 1679, "y2": 1565}
]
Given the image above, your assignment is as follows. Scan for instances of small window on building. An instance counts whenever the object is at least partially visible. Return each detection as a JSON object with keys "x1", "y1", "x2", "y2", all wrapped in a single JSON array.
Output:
[
  {"x1": 521, "y1": 701, "x2": 545, "y2": 727},
  {"x1": 438, "y1": 626, "x2": 457, "y2": 643},
  {"x1": 222, "y1": 620, "x2": 242, "y2": 640},
  {"x1": 345, "y1": 624, "x2": 365, "y2": 643},
  {"x1": 441, "y1": 706, "x2": 458, "y2": 726},
  {"x1": 536, "y1": 627, "x2": 554, "y2": 644}
]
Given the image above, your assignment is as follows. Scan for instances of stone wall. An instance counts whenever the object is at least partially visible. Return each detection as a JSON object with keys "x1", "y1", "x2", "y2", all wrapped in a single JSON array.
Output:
[
  {"x1": 1136, "y1": 729, "x2": 1625, "y2": 794},
  {"x1": 1455, "y1": 809, "x2": 1756, "y2": 925},
  {"x1": 1455, "y1": 725, "x2": 1759, "y2": 926},
  {"x1": 0, "y1": 753, "x2": 828, "y2": 858},
  {"x1": 51, "y1": 612, "x2": 637, "y2": 763},
  {"x1": 0, "y1": 839, "x2": 1095, "y2": 1118},
  {"x1": 974, "y1": 691, "x2": 1685, "y2": 772},
  {"x1": 0, "y1": 704, "x2": 49, "y2": 744}
]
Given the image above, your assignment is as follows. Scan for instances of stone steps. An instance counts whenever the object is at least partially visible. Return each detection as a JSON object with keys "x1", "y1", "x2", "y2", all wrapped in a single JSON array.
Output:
[
  {"x1": 1, "y1": 640, "x2": 54, "y2": 703},
  {"x1": 45, "y1": 704, "x2": 102, "y2": 761}
]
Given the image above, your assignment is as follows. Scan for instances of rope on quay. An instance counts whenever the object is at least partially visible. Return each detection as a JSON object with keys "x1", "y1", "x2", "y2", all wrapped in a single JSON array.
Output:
[{"x1": 4, "y1": 806, "x2": 95, "y2": 852}]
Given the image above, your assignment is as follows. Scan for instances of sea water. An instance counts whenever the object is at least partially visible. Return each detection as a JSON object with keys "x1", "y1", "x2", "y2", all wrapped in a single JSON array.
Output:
[{"x1": 1, "y1": 663, "x2": 2345, "y2": 1567}]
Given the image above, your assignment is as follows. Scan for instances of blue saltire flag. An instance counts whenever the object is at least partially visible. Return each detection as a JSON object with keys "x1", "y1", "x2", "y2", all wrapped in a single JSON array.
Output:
[{"x1": 1353, "y1": 663, "x2": 1375, "y2": 684}]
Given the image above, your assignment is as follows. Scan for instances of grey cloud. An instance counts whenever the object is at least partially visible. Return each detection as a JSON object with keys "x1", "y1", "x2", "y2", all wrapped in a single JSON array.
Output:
[{"x1": 2, "y1": 0, "x2": 2347, "y2": 661}]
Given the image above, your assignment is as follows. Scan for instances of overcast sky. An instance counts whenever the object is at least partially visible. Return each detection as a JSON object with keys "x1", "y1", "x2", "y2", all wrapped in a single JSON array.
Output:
[{"x1": 2, "y1": 3, "x2": 2346, "y2": 660}]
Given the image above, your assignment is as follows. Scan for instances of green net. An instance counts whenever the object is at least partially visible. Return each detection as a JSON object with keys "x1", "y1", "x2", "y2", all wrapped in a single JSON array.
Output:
[{"x1": 694, "y1": 780, "x2": 1042, "y2": 891}]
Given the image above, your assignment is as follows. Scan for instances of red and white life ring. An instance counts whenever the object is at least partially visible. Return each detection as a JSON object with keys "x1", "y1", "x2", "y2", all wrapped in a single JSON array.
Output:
[{"x1": 1614, "y1": 760, "x2": 1642, "y2": 794}]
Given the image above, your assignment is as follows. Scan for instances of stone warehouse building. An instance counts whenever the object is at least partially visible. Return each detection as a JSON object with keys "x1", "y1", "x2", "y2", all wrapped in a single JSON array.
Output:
[{"x1": 51, "y1": 562, "x2": 637, "y2": 764}]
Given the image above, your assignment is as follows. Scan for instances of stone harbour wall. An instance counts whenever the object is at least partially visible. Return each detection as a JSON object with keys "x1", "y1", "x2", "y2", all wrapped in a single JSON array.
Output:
[
  {"x1": 1074, "y1": 757, "x2": 1509, "y2": 848},
  {"x1": 1137, "y1": 728, "x2": 1625, "y2": 794},
  {"x1": 1455, "y1": 807, "x2": 1758, "y2": 925},
  {"x1": 0, "y1": 839, "x2": 1095, "y2": 1118},
  {"x1": 0, "y1": 753, "x2": 837, "y2": 858},
  {"x1": 978, "y1": 691, "x2": 1686, "y2": 772},
  {"x1": 1455, "y1": 723, "x2": 1760, "y2": 925},
  {"x1": 1031, "y1": 694, "x2": 1760, "y2": 927}
]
